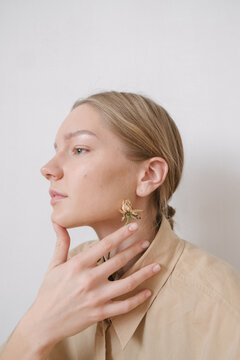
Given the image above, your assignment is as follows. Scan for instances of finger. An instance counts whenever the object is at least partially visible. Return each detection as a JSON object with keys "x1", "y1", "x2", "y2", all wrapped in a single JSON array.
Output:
[
  {"x1": 101, "y1": 263, "x2": 161, "y2": 303},
  {"x1": 72, "y1": 222, "x2": 139, "y2": 267},
  {"x1": 101, "y1": 288, "x2": 153, "y2": 318},
  {"x1": 48, "y1": 221, "x2": 71, "y2": 270},
  {"x1": 96, "y1": 239, "x2": 150, "y2": 279}
]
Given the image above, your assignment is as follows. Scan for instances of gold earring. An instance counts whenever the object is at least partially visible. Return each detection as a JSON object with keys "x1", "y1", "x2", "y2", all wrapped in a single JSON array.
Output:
[
  {"x1": 119, "y1": 199, "x2": 143, "y2": 225},
  {"x1": 97, "y1": 199, "x2": 143, "y2": 266}
]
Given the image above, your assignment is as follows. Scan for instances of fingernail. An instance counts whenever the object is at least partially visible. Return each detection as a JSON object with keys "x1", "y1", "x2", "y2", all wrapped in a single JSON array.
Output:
[
  {"x1": 152, "y1": 264, "x2": 161, "y2": 272},
  {"x1": 128, "y1": 222, "x2": 138, "y2": 231},
  {"x1": 141, "y1": 241, "x2": 150, "y2": 249},
  {"x1": 145, "y1": 290, "x2": 152, "y2": 297}
]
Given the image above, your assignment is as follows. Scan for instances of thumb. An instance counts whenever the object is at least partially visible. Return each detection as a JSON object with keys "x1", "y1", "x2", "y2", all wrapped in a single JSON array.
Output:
[{"x1": 48, "y1": 221, "x2": 71, "y2": 270}]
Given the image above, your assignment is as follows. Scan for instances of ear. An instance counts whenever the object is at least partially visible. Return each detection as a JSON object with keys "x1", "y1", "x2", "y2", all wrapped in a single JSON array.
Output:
[{"x1": 136, "y1": 157, "x2": 168, "y2": 197}]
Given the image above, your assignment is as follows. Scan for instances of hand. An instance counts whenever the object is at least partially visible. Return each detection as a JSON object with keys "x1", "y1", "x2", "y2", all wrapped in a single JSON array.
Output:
[{"x1": 26, "y1": 221, "x2": 161, "y2": 349}]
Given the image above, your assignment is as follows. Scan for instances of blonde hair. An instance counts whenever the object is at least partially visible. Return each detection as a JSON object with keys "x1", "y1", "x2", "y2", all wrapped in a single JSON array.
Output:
[{"x1": 71, "y1": 91, "x2": 184, "y2": 231}]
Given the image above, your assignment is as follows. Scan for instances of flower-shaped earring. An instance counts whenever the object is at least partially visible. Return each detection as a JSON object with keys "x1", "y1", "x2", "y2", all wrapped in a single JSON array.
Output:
[
  {"x1": 97, "y1": 200, "x2": 143, "y2": 267},
  {"x1": 119, "y1": 199, "x2": 143, "y2": 225}
]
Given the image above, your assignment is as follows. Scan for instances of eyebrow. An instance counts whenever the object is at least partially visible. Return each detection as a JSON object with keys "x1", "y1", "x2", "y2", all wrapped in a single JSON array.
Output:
[{"x1": 54, "y1": 130, "x2": 98, "y2": 150}]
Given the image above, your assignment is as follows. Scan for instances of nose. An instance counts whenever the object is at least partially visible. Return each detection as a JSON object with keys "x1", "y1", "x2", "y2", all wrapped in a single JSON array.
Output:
[{"x1": 40, "y1": 159, "x2": 63, "y2": 181}]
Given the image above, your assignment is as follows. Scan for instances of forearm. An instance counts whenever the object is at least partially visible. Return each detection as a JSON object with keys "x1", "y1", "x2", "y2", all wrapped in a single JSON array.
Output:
[{"x1": 0, "y1": 312, "x2": 55, "y2": 360}]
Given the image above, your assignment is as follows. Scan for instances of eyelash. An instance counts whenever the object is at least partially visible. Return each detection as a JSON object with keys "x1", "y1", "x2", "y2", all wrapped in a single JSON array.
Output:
[{"x1": 73, "y1": 147, "x2": 88, "y2": 155}]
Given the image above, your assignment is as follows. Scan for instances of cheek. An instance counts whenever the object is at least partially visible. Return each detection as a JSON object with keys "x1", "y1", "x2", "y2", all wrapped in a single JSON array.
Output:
[
  {"x1": 96, "y1": 162, "x2": 136, "y2": 207},
  {"x1": 68, "y1": 164, "x2": 105, "y2": 196},
  {"x1": 68, "y1": 157, "x2": 135, "y2": 206},
  {"x1": 54, "y1": 160, "x2": 137, "y2": 227},
  {"x1": 95, "y1": 161, "x2": 129, "y2": 189},
  {"x1": 71, "y1": 170, "x2": 90, "y2": 192}
]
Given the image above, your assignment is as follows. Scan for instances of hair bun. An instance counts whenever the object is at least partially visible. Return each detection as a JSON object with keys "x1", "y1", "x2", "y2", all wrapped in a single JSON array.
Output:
[{"x1": 167, "y1": 205, "x2": 176, "y2": 219}]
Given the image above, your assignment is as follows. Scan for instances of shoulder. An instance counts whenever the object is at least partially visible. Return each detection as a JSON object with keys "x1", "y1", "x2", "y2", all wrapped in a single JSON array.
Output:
[
  {"x1": 67, "y1": 239, "x2": 99, "y2": 260},
  {"x1": 173, "y1": 239, "x2": 240, "y2": 318}
]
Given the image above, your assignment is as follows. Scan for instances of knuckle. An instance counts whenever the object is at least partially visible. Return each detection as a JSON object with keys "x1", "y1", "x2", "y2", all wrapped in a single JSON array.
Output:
[
  {"x1": 145, "y1": 265, "x2": 154, "y2": 277},
  {"x1": 136, "y1": 243, "x2": 145, "y2": 254},
  {"x1": 81, "y1": 279, "x2": 91, "y2": 292},
  {"x1": 55, "y1": 239, "x2": 63, "y2": 250},
  {"x1": 88, "y1": 306, "x2": 100, "y2": 322},
  {"x1": 92, "y1": 297, "x2": 102, "y2": 308},
  {"x1": 95, "y1": 306, "x2": 106, "y2": 321},
  {"x1": 84, "y1": 271, "x2": 95, "y2": 289},
  {"x1": 123, "y1": 249, "x2": 133, "y2": 261},
  {"x1": 77, "y1": 271, "x2": 95, "y2": 292},
  {"x1": 143, "y1": 264, "x2": 153, "y2": 274},
  {"x1": 69, "y1": 258, "x2": 82, "y2": 274},
  {"x1": 102, "y1": 239, "x2": 112, "y2": 254},
  {"x1": 132, "y1": 268, "x2": 149, "y2": 285},
  {"x1": 67, "y1": 262, "x2": 78, "y2": 277},
  {"x1": 120, "y1": 247, "x2": 134, "y2": 263},
  {"x1": 123, "y1": 301, "x2": 132, "y2": 313},
  {"x1": 125, "y1": 278, "x2": 135, "y2": 292},
  {"x1": 87, "y1": 294, "x2": 100, "y2": 309},
  {"x1": 115, "y1": 252, "x2": 128, "y2": 267},
  {"x1": 113, "y1": 257, "x2": 123, "y2": 269},
  {"x1": 90, "y1": 290, "x2": 103, "y2": 307}
]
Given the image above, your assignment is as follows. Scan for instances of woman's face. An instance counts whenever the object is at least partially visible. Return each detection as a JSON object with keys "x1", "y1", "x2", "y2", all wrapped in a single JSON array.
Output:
[{"x1": 40, "y1": 104, "x2": 140, "y2": 229}]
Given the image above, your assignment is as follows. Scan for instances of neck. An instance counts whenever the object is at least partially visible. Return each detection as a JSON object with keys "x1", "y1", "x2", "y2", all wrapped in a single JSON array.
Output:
[{"x1": 92, "y1": 203, "x2": 158, "y2": 279}]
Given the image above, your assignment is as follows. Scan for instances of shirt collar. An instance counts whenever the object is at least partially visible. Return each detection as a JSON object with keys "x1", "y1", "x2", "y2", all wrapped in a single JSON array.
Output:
[{"x1": 108, "y1": 214, "x2": 185, "y2": 350}]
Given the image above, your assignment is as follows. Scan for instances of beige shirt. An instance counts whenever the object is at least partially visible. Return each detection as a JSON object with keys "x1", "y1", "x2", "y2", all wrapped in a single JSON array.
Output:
[{"x1": 1, "y1": 216, "x2": 240, "y2": 359}]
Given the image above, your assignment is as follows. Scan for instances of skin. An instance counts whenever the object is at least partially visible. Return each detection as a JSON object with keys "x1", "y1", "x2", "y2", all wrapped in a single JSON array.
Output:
[
  {"x1": 0, "y1": 104, "x2": 169, "y2": 360},
  {"x1": 40, "y1": 103, "x2": 168, "y2": 277}
]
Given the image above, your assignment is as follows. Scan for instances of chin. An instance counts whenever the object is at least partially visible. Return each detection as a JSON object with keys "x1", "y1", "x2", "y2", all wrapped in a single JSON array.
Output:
[{"x1": 50, "y1": 212, "x2": 92, "y2": 229}]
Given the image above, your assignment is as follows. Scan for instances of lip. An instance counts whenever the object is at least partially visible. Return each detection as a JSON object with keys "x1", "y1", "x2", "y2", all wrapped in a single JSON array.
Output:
[{"x1": 49, "y1": 189, "x2": 68, "y2": 205}]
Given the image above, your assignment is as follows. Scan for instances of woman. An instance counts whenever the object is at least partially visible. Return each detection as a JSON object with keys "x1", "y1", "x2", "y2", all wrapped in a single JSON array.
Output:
[{"x1": 1, "y1": 91, "x2": 239, "y2": 359}]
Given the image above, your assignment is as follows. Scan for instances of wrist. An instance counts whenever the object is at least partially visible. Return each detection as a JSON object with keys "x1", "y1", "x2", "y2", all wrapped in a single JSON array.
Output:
[
  {"x1": 19, "y1": 307, "x2": 56, "y2": 357},
  {"x1": 0, "y1": 323, "x2": 53, "y2": 360}
]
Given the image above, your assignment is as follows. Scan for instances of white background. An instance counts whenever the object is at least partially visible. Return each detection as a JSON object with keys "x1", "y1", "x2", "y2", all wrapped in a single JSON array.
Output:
[{"x1": 0, "y1": 0, "x2": 239, "y2": 343}]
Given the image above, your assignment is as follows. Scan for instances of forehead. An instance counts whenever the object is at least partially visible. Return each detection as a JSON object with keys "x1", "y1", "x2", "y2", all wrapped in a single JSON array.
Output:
[
  {"x1": 59, "y1": 103, "x2": 104, "y2": 134},
  {"x1": 54, "y1": 103, "x2": 125, "y2": 151}
]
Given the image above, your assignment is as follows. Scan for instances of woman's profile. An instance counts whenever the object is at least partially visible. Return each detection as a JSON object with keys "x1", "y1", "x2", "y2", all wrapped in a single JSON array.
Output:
[{"x1": 0, "y1": 91, "x2": 240, "y2": 359}]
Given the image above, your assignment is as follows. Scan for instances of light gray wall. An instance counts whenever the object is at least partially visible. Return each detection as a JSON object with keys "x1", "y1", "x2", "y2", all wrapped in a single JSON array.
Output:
[{"x1": 0, "y1": 0, "x2": 239, "y2": 343}]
